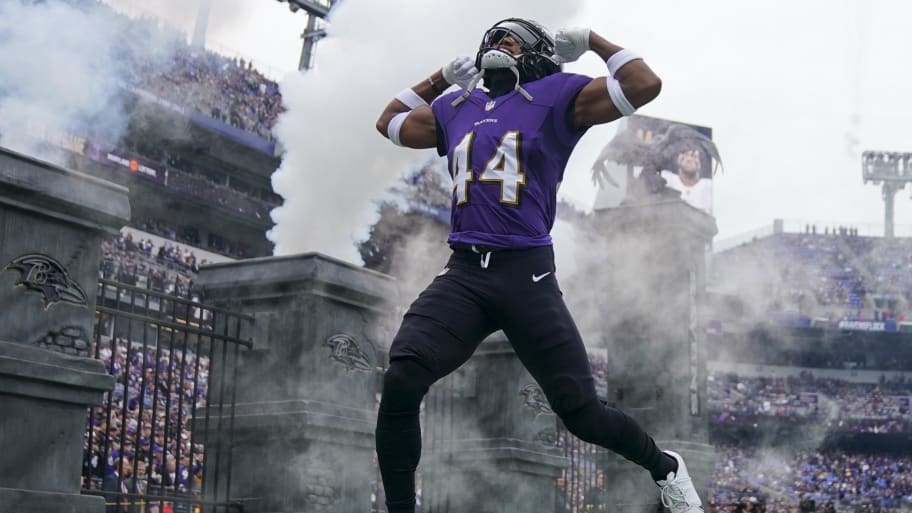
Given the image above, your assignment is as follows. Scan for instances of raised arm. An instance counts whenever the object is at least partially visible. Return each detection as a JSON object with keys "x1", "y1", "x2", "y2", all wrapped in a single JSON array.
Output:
[
  {"x1": 552, "y1": 28, "x2": 662, "y2": 130},
  {"x1": 375, "y1": 57, "x2": 478, "y2": 149}
]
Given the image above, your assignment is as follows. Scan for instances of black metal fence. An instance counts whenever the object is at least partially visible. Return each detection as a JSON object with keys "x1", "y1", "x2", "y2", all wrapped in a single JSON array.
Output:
[
  {"x1": 418, "y1": 368, "x2": 613, "y2": 513},
  {"x1": 416, "y1": 368, "x2": 614, "y2": 513},
  {"x1": 555, "y1": 425, "x2": 611, "y2": 513},
  {"x1": 82, "y1": 278, "x2": 253, "y2": 513}
]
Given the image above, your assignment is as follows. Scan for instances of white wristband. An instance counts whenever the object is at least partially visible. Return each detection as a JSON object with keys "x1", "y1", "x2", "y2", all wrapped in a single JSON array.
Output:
[
  {"x1": 387, "y1": 111, "x2": 410, "y2": 147},
  {"x1": 606, "y1": 48, "x2": 642, "y2": 76},
  {"x1": 395, "y1": 88, "x2": 427, "y2": 110},
  {"x1": 607, "y1": 77, "x2": 636, "y2": 116}
]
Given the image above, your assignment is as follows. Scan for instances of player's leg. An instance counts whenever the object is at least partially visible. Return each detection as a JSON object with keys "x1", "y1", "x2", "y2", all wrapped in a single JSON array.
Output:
[
  {"x1": 499, "y1": 286, "x2": 675, "y2": 478},
  {"x1": 376, "y1": 269, "x2": 497, "y2": 513},
  {"x1": 495, "y1": 247, "x2": 703, "y2": 512}
]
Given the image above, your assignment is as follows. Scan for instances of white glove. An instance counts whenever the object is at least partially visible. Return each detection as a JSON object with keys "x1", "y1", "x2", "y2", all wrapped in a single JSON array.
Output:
[
  {"x1": 552, "y1": 27, "x2": 591, "y2": 64},
  {"x1": 442, "y1": 56, "x2": 478, "y2": 90}
]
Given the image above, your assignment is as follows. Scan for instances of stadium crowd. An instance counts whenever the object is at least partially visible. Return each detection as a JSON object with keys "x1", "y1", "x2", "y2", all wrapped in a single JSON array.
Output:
[
  {"x1": 100, "y1": 232, "x2": 202, "y2": 296},
  {"x1": 73, "y1": 3, "x2": 284, "y2": 247},
  {"x1": 714, "y1": 232, "x2": 912, "y2": 323},
  {"x1": 89, "y1": 230, "x2": 247, "y2": 511},
  {"x1": 140, "y1": 46, "x2": 282, "y2": 141},
  {"x1": 708, "y1": 372, "x2": 912, "y2": 434},
  {"x1": 710, "y1": 446, "x2": 912, "y2": 513},
  {"x1": 552, "y1": 356, "x2": 912, "y2": 512},
  {"x1": 83, "y1": 335, "x2": 209, "y2": 510},
  {"x1": 102, "y1": 1, "x2": 283, "y2": 142},
  {"x1": 133, "y1": 218, "x2": 251, "y2": 260}
]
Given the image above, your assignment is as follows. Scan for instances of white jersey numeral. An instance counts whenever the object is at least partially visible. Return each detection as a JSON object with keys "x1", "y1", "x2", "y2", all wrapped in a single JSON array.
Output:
[
  {"x1": 479, "y1": 130, "x2": 525, "y2": 204},
  {"x1": 450, "y1": 130, "x2": 525, "y2": 206},
  {"x1": 451, "y1": 132, "x2": 475, "y2": 205}
]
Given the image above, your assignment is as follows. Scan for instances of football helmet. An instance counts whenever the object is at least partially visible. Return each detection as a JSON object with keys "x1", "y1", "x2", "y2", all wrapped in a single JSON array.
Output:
[
  {"x1": 475, "y1": 18, "x2": 560, "y2": 83},
  {"x1": 451, "y1": 18, "x2": 560, "y2": 106}
]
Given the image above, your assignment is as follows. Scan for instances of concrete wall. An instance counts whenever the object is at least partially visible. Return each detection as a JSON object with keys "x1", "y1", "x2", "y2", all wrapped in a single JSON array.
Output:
[
  {"x1": 0, "y1": 148, "x2": 128, "y2": 513},
  {"x1": 588, "y1": 199, "x2": 718, "y2": 511},
  {"x1": 194, "y1": 253, "x2": 397, "y2": 513}
]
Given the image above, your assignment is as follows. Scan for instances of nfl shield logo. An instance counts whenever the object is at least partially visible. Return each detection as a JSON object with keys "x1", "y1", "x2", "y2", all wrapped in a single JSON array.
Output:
[{"x1": 485, "y1": 100, "x2": 496, "y2": 111}]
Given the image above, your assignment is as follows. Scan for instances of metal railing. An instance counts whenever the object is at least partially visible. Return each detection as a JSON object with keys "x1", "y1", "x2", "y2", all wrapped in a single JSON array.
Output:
[{"x1": 82, "y1": 278, "x2": 253, "y2": 513}]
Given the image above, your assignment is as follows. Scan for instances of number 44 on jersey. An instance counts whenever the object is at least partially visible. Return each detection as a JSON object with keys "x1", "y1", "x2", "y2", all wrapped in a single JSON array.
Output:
[{"x1": 450, "y1": 130, "x2": 526, "y2": 206}]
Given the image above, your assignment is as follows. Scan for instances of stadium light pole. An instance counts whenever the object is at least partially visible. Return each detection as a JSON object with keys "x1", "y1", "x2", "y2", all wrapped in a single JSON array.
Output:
[
  {"x1": 274, "y1": 0, "x2": 339, "y2": 71},
  {"x1": 191, "y1": 0, "x2": 212, "y2": 50},
  {"x1": 861, "y1": 151, "x2": 912, "y2": 238}
]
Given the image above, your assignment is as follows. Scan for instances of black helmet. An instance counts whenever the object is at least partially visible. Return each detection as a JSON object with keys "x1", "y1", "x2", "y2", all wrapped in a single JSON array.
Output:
[{"x1": 475, "y1": 18, "x2": 560, "y2": 83}]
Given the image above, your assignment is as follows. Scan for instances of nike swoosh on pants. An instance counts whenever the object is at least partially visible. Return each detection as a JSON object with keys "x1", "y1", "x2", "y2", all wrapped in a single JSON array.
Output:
[{"x1": 532, "y1": 272, "x2": 551, "y2": 282}]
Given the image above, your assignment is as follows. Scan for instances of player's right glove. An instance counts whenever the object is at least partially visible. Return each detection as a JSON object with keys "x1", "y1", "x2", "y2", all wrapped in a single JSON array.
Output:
[
  {"x1": 442, "y1": 56, "x2": 478, "y2": 90},
  {"x1": 553, "y1": 27, "x2": 591, "y2": 64}
]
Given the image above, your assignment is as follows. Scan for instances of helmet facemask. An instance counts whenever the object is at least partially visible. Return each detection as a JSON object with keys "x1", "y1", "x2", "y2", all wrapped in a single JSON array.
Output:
[
  {"x1": 476, "y1": 19, "x2": 560, "y2": 83},
  {"x1": 451, "y1": 18, "x2": 560, "y2": 106}
]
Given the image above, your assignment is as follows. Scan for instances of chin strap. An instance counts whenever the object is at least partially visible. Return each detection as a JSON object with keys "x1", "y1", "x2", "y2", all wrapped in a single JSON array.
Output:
[
  {"x1": 451, "y1": 70, "x2": 484, "y2": 106},
  {"x1": 452, "y1": 51, "x2": 534, "y2": 106}
]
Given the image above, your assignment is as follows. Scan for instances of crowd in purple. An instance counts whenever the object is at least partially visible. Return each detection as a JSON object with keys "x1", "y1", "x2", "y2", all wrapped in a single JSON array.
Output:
[
  {"x1": 100, "y1": 233, "x2": 201, "y2": 296},
  {"x1": 104, "y1": 1, "x2": 283, "y2": 142},
  {"x1": 83, "y1": 336, "x2": 209, "y2": 501},
  {"x1": 710, "y1": 446, "x2": 912, "y2": 513},
  {"x1": 708, "y1": 372, "x2": 912, "y2": 433},
  {"x1": 89, "y1": 231, "x2": 234, "y2": 510},
  {"x1": 133, "y1": 218, "x2": 251, "y2": 260},
  {"x1": 78, "y1": 4, "x2": 284, "y2": 233},
  {"x1": 553, "y1": 354, "x2": 912, "y2": 513},
  {"x1": 716, "y1": 231, "x2": 912, "y2": 322},
  {"x1": 141, "y1": 47, "x2": 282, "y2": 141}
]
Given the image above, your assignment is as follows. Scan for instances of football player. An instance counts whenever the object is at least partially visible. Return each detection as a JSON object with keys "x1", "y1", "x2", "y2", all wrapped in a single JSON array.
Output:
[{"x1": 375, "y1": 18, "x2": 703, "y2": 513}]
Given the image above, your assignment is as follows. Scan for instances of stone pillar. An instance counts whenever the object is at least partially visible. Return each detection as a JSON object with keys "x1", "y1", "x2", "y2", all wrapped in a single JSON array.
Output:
[
  {"x1": 0, "y1": 148, "x2": 129, "y2": 512},
  {"x1": 193, "y1": 254, "x2": 397, "y2": 513},
  {"x1": 589, "y1": 199, "x2": 717, "y2": 512},
  {"x1": 422, "y1": 335, "x2": 567, "y2": 513}
]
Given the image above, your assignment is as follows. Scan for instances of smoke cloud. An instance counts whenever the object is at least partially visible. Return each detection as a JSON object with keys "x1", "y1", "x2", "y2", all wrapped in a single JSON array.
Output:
[
  {"x1": 0, "y1": 1, "x2": 176, "y2": 164},
  {"x1": 269, "y1": 0, "x2": 584, "y2": 263}
]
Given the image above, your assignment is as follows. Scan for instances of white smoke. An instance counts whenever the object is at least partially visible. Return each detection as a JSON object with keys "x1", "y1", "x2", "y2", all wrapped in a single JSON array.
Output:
[
  {"x1": 269, "y1": 0, "x2": 585, "y2": 263},
  {"x1": 552, "y1": 218, "x2": 579, "y2": 277},
  {"x1": 0, "y1": 1, "x2": 176, "y2": 163}
]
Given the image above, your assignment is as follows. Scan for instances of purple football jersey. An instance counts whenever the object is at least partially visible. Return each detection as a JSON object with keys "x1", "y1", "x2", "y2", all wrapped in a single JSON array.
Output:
[{"x1": 432, "y1": 72, "x2": 592, "y2": 249}]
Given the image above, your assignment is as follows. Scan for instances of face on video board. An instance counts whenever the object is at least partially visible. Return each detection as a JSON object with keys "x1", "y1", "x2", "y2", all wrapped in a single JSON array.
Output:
[{"x1": 592, "y1": 115, "x2": 717, "y2": 215}]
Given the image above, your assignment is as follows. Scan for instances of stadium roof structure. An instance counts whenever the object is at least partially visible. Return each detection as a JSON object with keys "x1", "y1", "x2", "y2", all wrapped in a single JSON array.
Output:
[{"x1": 862, "y1": 150, "x2": 912, "y2": 238}]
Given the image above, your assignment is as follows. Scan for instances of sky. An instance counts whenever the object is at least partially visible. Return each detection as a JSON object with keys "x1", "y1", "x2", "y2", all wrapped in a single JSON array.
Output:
[{"x1": 99, "y1": 0, "x2": 912, "y2": 261}]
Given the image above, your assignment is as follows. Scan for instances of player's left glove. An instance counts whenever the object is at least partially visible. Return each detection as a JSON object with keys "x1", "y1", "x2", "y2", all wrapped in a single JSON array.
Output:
[{"x1": 552, "y1": 27, "x2": 591, "y2": 64}]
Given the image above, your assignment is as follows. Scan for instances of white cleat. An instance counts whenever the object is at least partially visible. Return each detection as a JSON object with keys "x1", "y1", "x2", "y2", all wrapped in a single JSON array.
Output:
[{"x1": 656, "y1": 450, "x2": 704, "y2": 513}]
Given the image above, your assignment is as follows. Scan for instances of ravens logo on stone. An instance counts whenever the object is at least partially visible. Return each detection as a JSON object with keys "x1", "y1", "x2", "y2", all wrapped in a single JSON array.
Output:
[
  {"x1": 324, "y1": 333, "x2": 372, "y2": 372},
  {"x1": 4, "y1": 253, "x2": 88, "y2": 310},
  {"x1": 519, "y1": 383, "x2": 554, "y2": 416}
]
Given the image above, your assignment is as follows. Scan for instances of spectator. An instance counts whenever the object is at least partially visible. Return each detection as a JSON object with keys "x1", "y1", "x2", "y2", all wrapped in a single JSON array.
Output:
[
  {"x1": 713, "y1": 232, "x2": 912, "y2": 323},
  {"x1": 707, "y1": 371, "x2": 912, "y2": 433},
  {"x1": 710, "y1": 446, "x2": 912, "y2": 513}
]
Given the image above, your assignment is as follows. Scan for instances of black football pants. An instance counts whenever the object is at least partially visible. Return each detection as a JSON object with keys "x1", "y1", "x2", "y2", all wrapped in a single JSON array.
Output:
[{"x1": 375, "y1": 246, "x2": 668, "y2": 513}]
